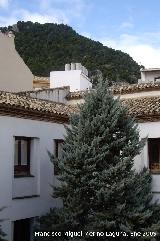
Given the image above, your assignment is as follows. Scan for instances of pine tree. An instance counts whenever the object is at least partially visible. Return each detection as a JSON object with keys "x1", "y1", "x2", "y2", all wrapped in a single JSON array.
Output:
[{"x1": 37, "y1": 81, "x2": 160, "y2": 241}]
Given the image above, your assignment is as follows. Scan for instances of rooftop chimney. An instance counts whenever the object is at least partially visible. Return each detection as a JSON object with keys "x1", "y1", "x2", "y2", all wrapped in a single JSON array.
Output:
[
  {"x1": 65, "y1": 63, "x2": 70, "y2": 71},
  {"x1": 71, "y1": 63, "x2": 76, "y2": 70},
  {"x1": 64, "y1": 63, "x2": 88, "y2": 76},
  {"x1": 76, "y1": 63, "x2": 82, "y2": 70}
]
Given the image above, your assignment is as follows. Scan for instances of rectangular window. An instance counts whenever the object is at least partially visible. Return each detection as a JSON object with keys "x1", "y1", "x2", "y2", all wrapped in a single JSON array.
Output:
[
  {"x1": 54, "y1": 139, "x2": 64, "y2": 175},
  {"x1": 148, "y1": 138, "x2": 160, "y2": 173},
  {"x1": 13, "y1": 218, "x2": 31, "y2": 241},
  {"x1": 14, "y1": 137, "x2": 31, "y2": 176}
]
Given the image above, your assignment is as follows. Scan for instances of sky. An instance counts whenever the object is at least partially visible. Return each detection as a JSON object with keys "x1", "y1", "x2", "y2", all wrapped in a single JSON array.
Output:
[{"x1": 0, "y1": 0, "x2": 160, "y2": 68}]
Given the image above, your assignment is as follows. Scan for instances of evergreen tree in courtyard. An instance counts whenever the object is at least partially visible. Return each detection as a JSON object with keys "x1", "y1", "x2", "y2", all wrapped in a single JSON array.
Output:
[{"x1": 36, "y1": 81, "x2": 160, "y2": 241}]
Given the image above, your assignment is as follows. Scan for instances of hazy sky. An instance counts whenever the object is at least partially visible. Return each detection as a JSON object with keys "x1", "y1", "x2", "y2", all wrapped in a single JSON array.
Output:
[{"x1": 0, "y1": 0, "x2": 160, "y2": 68}]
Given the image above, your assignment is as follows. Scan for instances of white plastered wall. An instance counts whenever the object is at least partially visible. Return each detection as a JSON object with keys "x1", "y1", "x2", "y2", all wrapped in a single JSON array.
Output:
[
  {"x1": 141, "y1": 71, "x2": 160, "y2": 83},
  {"x1": 50, "y1": 70, "x2": 92, "y2": 91},
  {"x1": 0, "y1": 116, "x2": 65, "y2": 241},
  {"x1": 135, "y1": 122, "x2": 160, "y2": 202}
]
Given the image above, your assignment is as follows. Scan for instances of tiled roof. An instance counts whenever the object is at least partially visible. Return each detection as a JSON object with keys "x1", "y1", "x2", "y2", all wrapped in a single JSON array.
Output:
[
  {"x1": 33, "y1": 76, "x2": 50, "y2": 89},
  {"x1": 121, "y1": 96, "x2": 160, "y2": 122},
  {"x1": 67, "y1": 90, "x2": 160, "y2": 122},
  {"x1": 67, "y1": 83, "x2": 160, "y2": 99},
  {"x1": 111, "y1": 82, "x2": 160, "y2": 95},
  {"x1": 66, "y1": 90, "x2": 91, "y2": 100},
  {"x1": 0, "y1": 91, "x2": 76, "y2": 123},
  {"x1": 1, "y1": 91, "x2": 160, "y2": 123}
]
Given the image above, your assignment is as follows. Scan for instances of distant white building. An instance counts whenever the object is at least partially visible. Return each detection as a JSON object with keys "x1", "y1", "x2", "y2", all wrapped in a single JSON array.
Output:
[
  {"x1": 50, "y1": 63, "x2": 92, "y2": 91},
  {"x1": 139, "y1": 68, "x2": 160, "y2": 83}
]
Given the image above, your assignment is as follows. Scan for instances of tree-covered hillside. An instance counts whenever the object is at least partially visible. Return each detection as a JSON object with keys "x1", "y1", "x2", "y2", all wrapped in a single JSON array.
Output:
[{"x1": 1, "y1": 21, "x2": 142, "y2": 85}]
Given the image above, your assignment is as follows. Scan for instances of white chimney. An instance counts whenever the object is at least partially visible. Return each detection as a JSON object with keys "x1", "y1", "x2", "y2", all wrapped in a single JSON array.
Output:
[
  {"x1": 65, "y1": 63, "x2": 70, "y2": 71},
  {"x1": 76, "y1": 63, "x2": 82, "y2": 70},
  {"x1": 71, "y1": 63, "x2": 76, "y2": 70},
  {"x1": 86, "y1": 68, "x2": 88, "y2": 76},
  {"x1": 82, "y1": 66, "x2": 86, "y2": 75}
]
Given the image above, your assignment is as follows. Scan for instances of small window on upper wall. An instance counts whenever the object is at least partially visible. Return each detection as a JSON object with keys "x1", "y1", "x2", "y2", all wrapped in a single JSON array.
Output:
[
  {"x1": 54, "y1": 139, "x2": 64, "y2": 175},
  {"x1": 14, "y1": 137, "x2": 31, "y2": 176},
  {"x1": 148, "y1": 138, "x2": 160, "y2": 174}
]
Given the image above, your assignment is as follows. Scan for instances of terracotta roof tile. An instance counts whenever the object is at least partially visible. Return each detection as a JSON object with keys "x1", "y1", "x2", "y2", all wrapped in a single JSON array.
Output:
[
  {"x1": 111, "y1": 82, "x2": 160, "y2": 95},
  {"x1": 67, "y1": 83, "x2": 160, "y2": 99},
  {"x1": 0, "y1": 91, "x2": 76, "y2": 123},
  {"x1": 67, "y1": 90, "x2": 160, "y2": 122},
  {"x1": 66, "y1": 90, "x2": 92, "y2": 100},
  {"x1": 1, "y1": 90, "x2": 160, "y2": 123},
  {"x1": 121, "y1": 96, "x2": 160, "y2": 122}
]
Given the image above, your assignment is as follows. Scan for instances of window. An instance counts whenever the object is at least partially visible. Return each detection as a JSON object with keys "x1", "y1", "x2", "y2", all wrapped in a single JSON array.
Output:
[
  {"x1": 13, "y1": 218, "x2": 31, "y2": 241},
  {"x1": 148, "y1": 138, "x2": 160, "y2": 173},
  {"x1": 54, "y1": 139, "x2": 64, "y2": 175},
  {"x1": 14, "y1": 137, "x2": 31, "y2": 176},
  {"x1": 154, "y1": 76, "x2": 160, "y2": 82}
]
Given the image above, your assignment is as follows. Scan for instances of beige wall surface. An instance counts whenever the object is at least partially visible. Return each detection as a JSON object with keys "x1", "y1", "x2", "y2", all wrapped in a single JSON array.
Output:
[{"x1": 0, "y1": 33, "x2": 33, "y2": 92}]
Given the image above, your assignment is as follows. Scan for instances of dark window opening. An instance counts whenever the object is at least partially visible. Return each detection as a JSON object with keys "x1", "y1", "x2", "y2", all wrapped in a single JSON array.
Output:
[
  {"x1": 154, "y1": 76, "x2": 160, "y2": 82},
  {"x1": 54, "y1": 139, "x2": 64, "y2": 175},
  {"x1": 148, "y1": 138, "x2": 160, "y2": 173},
  {"x1": 14, "y1": 137, "x2": 31, "y2": 176},
  {"x1": 13, "y1": 218, "x2": 31, "y2": 241}
]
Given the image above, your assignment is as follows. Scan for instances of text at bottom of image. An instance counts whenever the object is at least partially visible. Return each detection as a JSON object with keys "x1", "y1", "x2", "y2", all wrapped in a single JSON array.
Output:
[{"x1": 34, "y1": 231, "x2": 157, "y2": 238}]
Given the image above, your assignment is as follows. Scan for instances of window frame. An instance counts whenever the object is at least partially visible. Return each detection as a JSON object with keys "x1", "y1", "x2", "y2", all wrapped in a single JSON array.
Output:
[
  {"x1": 13, "y1": 218, "x2": 31, "y2": 241},
  {"x1": 54, "y1": 139, "x2": 64, "y2": 176},
  {"x1": 14, "y1": 136, "x2": 31, "y2": 176},
  {"x1": 148, "y1": 138, "x2": 160, "y2": 174}
]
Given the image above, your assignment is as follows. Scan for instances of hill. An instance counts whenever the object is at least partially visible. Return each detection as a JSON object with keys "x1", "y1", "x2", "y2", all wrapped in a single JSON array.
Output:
[{"x1": 0, "y1": 21, "x2": 142, "y2": 85}]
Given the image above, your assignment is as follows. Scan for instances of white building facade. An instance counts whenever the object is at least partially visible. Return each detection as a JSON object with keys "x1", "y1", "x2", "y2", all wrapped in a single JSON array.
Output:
[
  {"x1": 139, "y1": 68, "x2": 160, "y2": 83},
  {"x1": 0, "y1": 92, "x2": 74, "y2": 241},
  {"x1": 0, "y1": 58, "x2": 91, "y2": 241},
  {"x1": 136, "y1": 121, "x2": 160, "y2": 202}
]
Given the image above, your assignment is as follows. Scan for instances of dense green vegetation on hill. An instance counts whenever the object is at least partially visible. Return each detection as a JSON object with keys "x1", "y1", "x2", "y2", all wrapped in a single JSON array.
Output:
[{"x1": 1, "y1": 21, "x2": 142, "y2": 85}]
